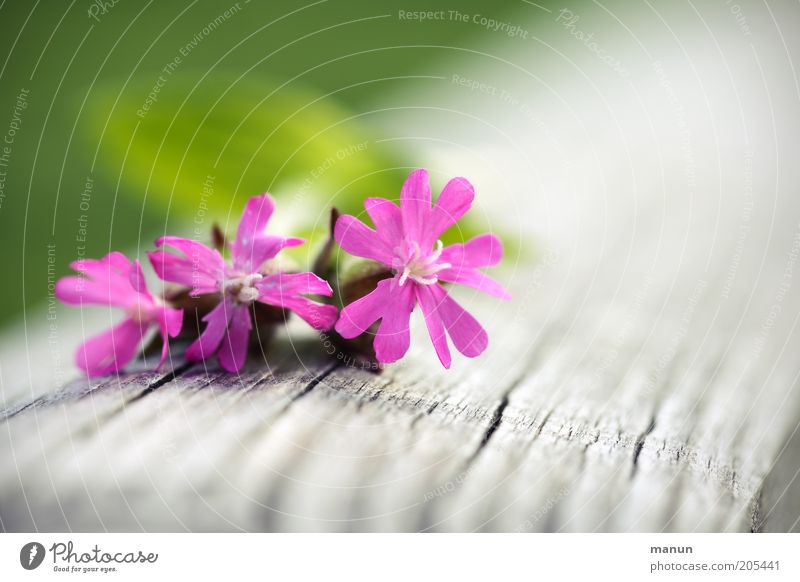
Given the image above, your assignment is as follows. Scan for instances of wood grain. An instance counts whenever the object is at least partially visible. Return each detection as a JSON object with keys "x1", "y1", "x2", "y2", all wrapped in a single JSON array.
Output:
[{"x1": 2, "y1": 216, "x2": 798, "y2": 532}]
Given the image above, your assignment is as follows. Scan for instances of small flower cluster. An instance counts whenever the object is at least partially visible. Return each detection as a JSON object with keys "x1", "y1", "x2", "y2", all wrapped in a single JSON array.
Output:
[{"x1": 56, "y1": 169, "x2": 510, "y2": 376}]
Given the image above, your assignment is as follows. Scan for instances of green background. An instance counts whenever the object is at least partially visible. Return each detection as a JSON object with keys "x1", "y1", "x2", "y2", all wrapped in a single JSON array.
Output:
[{"x1": 0, "y1": 0, "x2": 553, "y2": 324}]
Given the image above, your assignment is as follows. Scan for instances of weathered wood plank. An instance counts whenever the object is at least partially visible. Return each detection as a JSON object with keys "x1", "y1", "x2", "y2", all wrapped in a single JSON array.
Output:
[
  {"x1": 0, "y1": 335, "x2": 338, "y2": 531},
  {"x1": 4, "y1": 190, "x2": 799, "y2": 532},
  {"x1": 4, "y1": 25, "x2": 800, "y2": 529},
  {"x1": 1, "y1": 235, "x2": 798, "y2": 532}
]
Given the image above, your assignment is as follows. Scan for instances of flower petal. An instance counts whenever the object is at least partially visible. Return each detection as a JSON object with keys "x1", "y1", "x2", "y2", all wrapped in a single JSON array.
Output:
[
  {"x1": 235, "y1": 194, "x2": 275, "y2": 249},
  {"x1": 69, "y1": 251, "x2": 131, "y2": 280},
  {"x1": 437, "y1": 267, "x2": 511, "y2": 300},
  {"x1": 55, "y1": 276, "x2": 128, "y2": 308},
  {"x1": 185, "y1": 297, "x2": 235, "y2": 362},
  {"x1": 76, "y1": 316, "x2": 147, "y2": 377},
  {"x1": 156, "y1": 306, "x2": 184, "y2": 369},
  {"x1": 334, "y1": 214, "x2": 394, "y2": 265},
  {"x1": 291, "y1": 301, "x2": 339, "y2": 331},
  {"x1": 156, "y1": 236, "x2": 225, "y2": 271},
  {"x1": 258, "y1": 271, "x2": 333, "y2": 297},
  {"x1": 241, "y1": 235, "x2": 304, "y2": 273},
  {"x1": 440, "y1": 233, "x2": 504, "y2": 269},
  {"x1": 217, "y1": 304, "x2": 252, "y2": 373},
  {"x1": 231, "y1": 194, "x2": 276, "y2": 271},
  {"x1": 431, "y1": 284, "x2": 488, "y2": 358},
  {"x1": 128, "y1": 259, "x2": 153, "y2": 301},
  {"x1": 424, "y1": 176, "x2": 474, "y2": 247},
  {"x1": 146, "y1": 251, "x2": 217, "y2": 296},
  {"x1": 400, "y1": 168, "x2": 431, "y2": 244},
  {"x1": 373, "y1": 280, "x2": 415, "y2": 364},
  {"x1": 256, "y1": 272, "x2": 338, "y2": 330},
  {"x1": 365, "y1": 197, "x2": 403, "y2": 247},
  {"x1": 415, "y1": 284, "x2": 452, "y2": 368},
  {"x1": 334, "y1": 277, "x2": 392, "y2": 339},
  {"x1": 159, "y1": 305, "x2": 184, "y2": 338},
  {"x1": 150, "y1": 236, "x2": 224, "y2": 295},
  {"x1": 56, "y1": 252, "x2": 136, "y2": 308}
]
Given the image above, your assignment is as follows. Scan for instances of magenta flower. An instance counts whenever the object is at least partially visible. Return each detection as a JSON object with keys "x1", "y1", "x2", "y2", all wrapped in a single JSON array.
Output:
[
  {"x1": 55, "y1": 252, "x2": 183, "y2": 377},
  {"x1": 334, "y1": 169, "x2": 510, "y2": 368},
  {"x1": 148, "y1": 193, "x2": 339, "y2": 372}
]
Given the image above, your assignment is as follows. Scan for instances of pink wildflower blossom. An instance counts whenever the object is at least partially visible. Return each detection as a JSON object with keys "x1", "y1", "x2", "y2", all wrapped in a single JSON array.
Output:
[
  {"x1": 148, "y1": 193, "x2": 338, "y2": 372},
  {"x1": 55, "y1": 252, "x2": 183, "y2": 377},
  {"x1": 334, "y1": 169, "x2": 510, "y2": 368}
]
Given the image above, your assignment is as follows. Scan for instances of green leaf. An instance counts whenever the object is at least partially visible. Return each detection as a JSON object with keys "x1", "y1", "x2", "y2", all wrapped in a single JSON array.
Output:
[
  {"x1": 85, "y1": 73, "x2": 518, "y2": 264},
  {"x1": 86, "y1": 74, "x2": 400, "y2": 221}
]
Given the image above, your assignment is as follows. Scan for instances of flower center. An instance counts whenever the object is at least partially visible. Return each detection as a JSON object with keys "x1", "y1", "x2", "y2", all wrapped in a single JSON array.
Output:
[
  {"x1": 396, "y1": 240, "x2": 451, "y2": 286},
  {"x1": 223, "y1": 273, "x2": 263, "y2": 304},
  {"x1": 126, "y1": 301, "x2": 154, "y2": 324}
]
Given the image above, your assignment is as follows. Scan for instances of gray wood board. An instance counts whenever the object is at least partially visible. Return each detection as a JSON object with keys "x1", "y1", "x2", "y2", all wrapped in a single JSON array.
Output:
[{"x1": 2, "y1": 223, "x2": 799, "y2": 531}]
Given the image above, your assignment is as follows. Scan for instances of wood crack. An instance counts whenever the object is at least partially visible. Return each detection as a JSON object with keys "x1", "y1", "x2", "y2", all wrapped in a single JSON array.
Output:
[
  {"x1": 631, "y1": 414, "x2": 657, "y2": 477},
  {"x1": 0, "y1": 362, "x2": 194, "y2": 425},
  {"x1": 465, "y1": 394, "x2": 511, "y2": 466},
  {"x1": 55, "y1": 363, "x2": 197, "y2": 445},
  {"x1": 749, "y1": 485, "x2": 764, "y2": 532},
  {"x1": 480, "y1": 395, "x2": 509, "y2": 448},
  {"x1": 125, "y1": 362, "x2": 195, "y2": 405},
  {"x1": 283, "y1": 361, "x2": 341, "y2": 407},
  {"x1": 0, "y1": 395, "x2": 47, "y2": 422}
]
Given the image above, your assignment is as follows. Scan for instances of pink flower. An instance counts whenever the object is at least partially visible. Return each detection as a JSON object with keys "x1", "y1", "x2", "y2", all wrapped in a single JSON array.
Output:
[
  {"x1": 55, "y1": 252, "x2": 183, "y2": 377},
  {"x1": 334, "y1": 169, "x2": 510, "y2": 368},
  {"x1": 148, "y1": 193, "x2": 339, "y2": 372}
]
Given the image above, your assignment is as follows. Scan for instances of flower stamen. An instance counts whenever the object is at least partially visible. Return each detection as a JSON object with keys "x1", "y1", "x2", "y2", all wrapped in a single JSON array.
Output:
[
  {"x1": 397, "y1": 239, "x2": 451, "y2": 287},
  {"x1": 223, "y1": 272, "x2": 264, "y2": 304}
]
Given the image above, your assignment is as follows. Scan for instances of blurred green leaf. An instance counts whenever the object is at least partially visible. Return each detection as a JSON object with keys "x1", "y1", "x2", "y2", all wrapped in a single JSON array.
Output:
[
  {"x1": 1, "y1": 0, "x2": 528, "y2": 326},
  {"x1": 86, "y1": 74, "x2": 400, "y2": 219},
  {"x1": 85, "y1": 73, "x2": 513, "y2": 265}
]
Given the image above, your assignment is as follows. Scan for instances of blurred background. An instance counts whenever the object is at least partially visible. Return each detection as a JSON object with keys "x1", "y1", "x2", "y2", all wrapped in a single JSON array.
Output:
[
  {"x1": 1, "y1": 0, "x2": 799, "y2": 383},
  {"x1": 0, "y1": 0, "x2": 538, "y2": 326}
]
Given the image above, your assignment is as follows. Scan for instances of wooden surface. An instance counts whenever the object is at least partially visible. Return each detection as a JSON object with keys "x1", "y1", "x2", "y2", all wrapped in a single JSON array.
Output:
[
  {"x1": 2, "y1": 207, "x2": 799, "y2": 531},
  {"x1": 3, "y1": 137, "x2": 800, "y2": 531},
  {"x1": 3, "y1": 1, "x2": 800, "y2": 531}
]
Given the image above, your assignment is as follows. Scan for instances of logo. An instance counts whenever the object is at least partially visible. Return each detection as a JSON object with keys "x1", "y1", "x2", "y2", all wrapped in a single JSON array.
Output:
[{"x1": 20, "y1": 542, "x2": 46, "y2": 570}]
